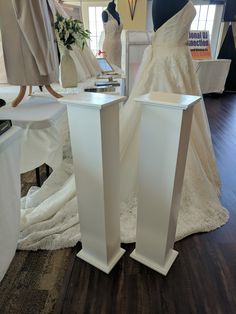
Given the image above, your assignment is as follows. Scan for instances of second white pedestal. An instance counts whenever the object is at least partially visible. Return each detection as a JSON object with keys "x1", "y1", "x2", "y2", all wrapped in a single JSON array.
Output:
[
  {"x1": 60, "y1": 93, "x2": 126, "y2": 273},
  {"x1": 130, "y1": 92, "x2": 201, "y2": 275}
]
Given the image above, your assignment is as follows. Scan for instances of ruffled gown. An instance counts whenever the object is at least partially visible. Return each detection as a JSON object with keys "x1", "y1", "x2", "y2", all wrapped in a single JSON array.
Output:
[{"x1": 48, "y1": 0, "x2": 100, "y2": 82}]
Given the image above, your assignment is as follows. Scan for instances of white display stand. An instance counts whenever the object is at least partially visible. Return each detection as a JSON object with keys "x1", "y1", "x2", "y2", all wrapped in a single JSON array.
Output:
[
  {"x1": 193, "y1": 59, "x2": 231, "y2": 94},
  {"x1": 59, "y1": 93, "x2": 126, "y2": 273},
  {"x1": 130, "y1": 92, "x2": 201, "y2": 276},
  {"x1": 0, "y1": 127, "x2": 22, "y2": 282}
]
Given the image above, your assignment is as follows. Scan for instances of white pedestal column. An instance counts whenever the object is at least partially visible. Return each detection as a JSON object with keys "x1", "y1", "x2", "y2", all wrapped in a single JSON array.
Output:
[
  {"x1": 60, "y1": 93, "x2": 126, "y2": 274},
  {"x1": 130, "y1": 92, "x2": 201, "y2": 276}
]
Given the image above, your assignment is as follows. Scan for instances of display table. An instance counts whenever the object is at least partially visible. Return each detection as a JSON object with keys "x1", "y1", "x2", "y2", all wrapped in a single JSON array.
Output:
[
  {"x1": 0, "y1": 95, "x2": 67, "y2": 173},
  {"x1": 193, "y1": 59, "x2": 231, "y2": 94},
  {"x1": 0, "y1": 127, "x2": 22, "y2": 282},
  {"x1": 60, "y1": 93, "x2": 126, "y2": 273},
  {"x1": 131, "y1": 92, "x2": 201, "y2": 275}
]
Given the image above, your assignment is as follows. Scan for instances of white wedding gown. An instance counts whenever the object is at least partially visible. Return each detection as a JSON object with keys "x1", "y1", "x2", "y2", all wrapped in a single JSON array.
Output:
[{"x1": 18, "y1": 1, "x2": 229, "y2": 250}]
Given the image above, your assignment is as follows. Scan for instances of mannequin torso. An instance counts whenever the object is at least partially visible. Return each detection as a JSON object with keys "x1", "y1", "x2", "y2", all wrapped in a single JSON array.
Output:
[
  {"x1": 152, "y1": 0, "x2": 188, "y2": 31},
  {"x1": 102, "y1": 1, "x2": 122, "y2": 67},
  {"x1": 102, "y1": 2, "x2": 120, "y2": 25}
]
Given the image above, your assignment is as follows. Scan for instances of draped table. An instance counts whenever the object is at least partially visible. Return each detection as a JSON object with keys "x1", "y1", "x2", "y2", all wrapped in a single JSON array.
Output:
[
  {"x1": 0, "y1": 95, "x2": 67, "y2": 174},
  {"x1": 0, "y1": 127, "x2": 22, "y2": 282}
]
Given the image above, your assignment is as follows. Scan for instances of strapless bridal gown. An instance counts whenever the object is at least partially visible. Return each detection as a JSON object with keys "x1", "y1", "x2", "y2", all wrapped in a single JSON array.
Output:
[{"x1": 19, "y1": 1, "x2": 229, "y2": 250}]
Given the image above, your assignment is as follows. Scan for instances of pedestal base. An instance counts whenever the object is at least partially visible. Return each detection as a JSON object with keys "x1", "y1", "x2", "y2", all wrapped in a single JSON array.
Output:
[
  {"x1": 130, "y1": 249, "x2": 179, "y2": 276},
  {"x1": 77, "y1": 248, "x2": 125, "y2": 274}
]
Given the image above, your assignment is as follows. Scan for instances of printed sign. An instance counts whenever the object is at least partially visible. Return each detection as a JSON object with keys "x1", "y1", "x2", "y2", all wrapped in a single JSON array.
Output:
[{"x1": 188, "y1": 31, "x2": 212, "y2": 60}]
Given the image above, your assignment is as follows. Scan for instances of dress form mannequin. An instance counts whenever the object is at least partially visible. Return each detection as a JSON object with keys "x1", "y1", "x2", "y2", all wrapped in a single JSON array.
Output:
[
  {"x1": 152, "y1": 0, "x2": 188, "y2": 31},
  {"x1": 0, "y1": 0, "x2": 62, "y2": 107},
  {"x1": 11, "y1": 85, "x2": 62, "y2": 108},
  {"x1": 102, "y1": 0, "x2": 123, "y2": 67},
  {"x1": 102, "y1": 0, "x2": 120, "y2": 25}
]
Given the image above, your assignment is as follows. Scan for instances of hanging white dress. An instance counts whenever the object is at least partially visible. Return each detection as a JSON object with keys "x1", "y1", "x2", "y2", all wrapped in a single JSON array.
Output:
[
  {"x1": 48, "y1": 0, "x2": 100, "y2": 82},
  {"x1": 103, "y1": 10, "x2": 123, "y2": 67},
  {"x1": 18, "y1": 1, "x2": 229, "y2": 250}
]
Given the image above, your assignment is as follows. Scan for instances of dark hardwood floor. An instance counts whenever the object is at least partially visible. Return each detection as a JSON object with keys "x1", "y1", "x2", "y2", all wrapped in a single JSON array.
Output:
[{"x1": 53, "y1": 93, "x2": 236, "y2": 314}]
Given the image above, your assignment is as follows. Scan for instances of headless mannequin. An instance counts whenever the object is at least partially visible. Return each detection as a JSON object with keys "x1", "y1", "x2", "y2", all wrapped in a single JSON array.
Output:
[
  {"x1": 152, "y1": 0, "x2": 188, "y2": 31},
  {"x1": 102, "y1": 1, "x2": 120, "y2": 25},
  {"x1": 102, "y1": 0, "x2": 122, "y2": 67}
]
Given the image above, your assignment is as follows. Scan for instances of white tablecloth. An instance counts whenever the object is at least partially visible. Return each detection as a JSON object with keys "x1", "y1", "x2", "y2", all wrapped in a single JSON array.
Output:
[
  {"x1": 0, "y1": 95, "x2": 67, "y2": 173},
  {"x1": 0, "y1": 127, "x2": 22, "y2": 282},
  {"x1": 193, "y1": 59, "x2": 231, "y2": 94}
]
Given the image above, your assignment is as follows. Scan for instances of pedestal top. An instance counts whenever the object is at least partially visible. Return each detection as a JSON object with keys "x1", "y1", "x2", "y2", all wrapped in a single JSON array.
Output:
[
  {"x1": 60, "y1": 92, "x2": 126, "y2": 109},
  {"x1": 0, "y1": 127, "x2": 22, "y2": 153},
  {"x1": 135, "y1": 92, "x2": 201, "y2": 110},
  {"x1": 193, "y1": 59, "x2": 231, "y2": 64}
]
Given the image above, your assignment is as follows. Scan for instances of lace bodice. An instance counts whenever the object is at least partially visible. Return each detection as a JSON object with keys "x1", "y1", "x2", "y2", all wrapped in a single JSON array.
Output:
[
  {"x1": 103, "y1": 10, "x2": 123, "y2": 38},
  {"x1": 103, "y1": 9, "x2": 122, "y2": 67},
  {"x1": 152, "y1": 1, "x2": 196, "y2": 47}
]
